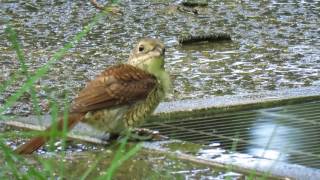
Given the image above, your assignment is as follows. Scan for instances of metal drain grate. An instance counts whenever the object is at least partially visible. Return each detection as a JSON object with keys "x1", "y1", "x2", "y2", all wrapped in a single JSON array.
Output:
[{"x1": 143, "y1": 101, "x2": 320, "y2": 169}]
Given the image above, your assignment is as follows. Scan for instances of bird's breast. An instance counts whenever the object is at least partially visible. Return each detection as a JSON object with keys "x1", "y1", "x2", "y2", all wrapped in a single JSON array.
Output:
[{"x1": 124, "y1": 87, "x2": 163, "y2": 128}]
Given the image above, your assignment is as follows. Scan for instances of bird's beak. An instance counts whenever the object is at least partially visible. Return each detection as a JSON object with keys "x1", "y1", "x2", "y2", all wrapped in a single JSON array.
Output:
[{"x1": 155, "y1": 46, "x2": 165, "y2": 56}]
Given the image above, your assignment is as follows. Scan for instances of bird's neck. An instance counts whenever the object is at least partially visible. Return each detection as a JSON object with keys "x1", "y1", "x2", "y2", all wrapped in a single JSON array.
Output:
[
  {"x1": 128, "y1": 57, "x2": 171, "y2": 96},
  {"x1": 138, "y1": 59, "x2": 170, "y2": 95},
  {"x1": 151, "y1": 69, "x2": 172, "y2": 95}
]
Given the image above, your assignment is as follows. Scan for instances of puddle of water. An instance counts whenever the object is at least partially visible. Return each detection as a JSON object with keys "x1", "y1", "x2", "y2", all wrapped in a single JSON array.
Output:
[
  {"x1": 0, "y1": 129, "x2": 244, "y2": 180},
  {"x1": 1, "y1": 1, "x2": 320, "y2": 115}
]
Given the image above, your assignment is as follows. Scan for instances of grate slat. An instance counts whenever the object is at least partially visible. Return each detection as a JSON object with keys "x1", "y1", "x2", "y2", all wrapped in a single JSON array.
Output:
[{"x1": 143, "y1": 100, "x2": 320, "y2": 169}]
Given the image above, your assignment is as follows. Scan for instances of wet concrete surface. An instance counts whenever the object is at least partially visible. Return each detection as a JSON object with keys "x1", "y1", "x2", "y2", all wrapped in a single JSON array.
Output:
[
  {"x1": 1, "y1": 1, "x2": 320, "y2": 115},
  {"x1": 154, "y1": 85, "x2": 320, "y2": 119}
]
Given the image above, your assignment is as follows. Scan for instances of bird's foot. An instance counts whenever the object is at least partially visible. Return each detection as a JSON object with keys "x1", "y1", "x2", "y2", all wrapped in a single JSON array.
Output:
[{"x1": 127, "y1": 128, "x2": 168, "y2": 141}]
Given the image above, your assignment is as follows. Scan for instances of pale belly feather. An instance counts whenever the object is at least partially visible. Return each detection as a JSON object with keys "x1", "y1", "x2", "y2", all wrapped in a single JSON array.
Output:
[{"x1": 83, "y1": 105, "x2": 130, "y2": 134}]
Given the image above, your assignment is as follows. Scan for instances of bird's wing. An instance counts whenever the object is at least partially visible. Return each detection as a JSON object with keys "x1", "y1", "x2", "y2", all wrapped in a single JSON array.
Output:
[{"x1": 70, "y1": 64, "x2": 157, "y2": 113}]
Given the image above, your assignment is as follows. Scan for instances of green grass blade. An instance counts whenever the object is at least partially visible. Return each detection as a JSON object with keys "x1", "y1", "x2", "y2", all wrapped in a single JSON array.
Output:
[
  {"x1": 61, "y1": 97, "x2": 70, "y2": 151},
  {"x1": 97, "y1": 141, "x2": 142, "y2": 180},
  {"x1": 5, "y1": 26, "x2": 28, "y2": 73},
  {"x1": 80, "y1": 155, "x2": 104, "y2": 180},
  {"x1": 226, "y1": 133, "x2": 239, "y2": 180},
  {"x1": 0, "y1": 69, "x2": 24, "y2": 93},
  {"x1": 248, "y1": 125, "x2": 279, "y2": 179},
  {"x1": 48, "y1": 99, "x2": 59, "y2": 152},
  {"x1": 5, "y1": 25, "x2": 42, "y2": 116},
  {"x1": 0, "y1": 138, "x2": 22, "y2": 179},
  {"x1": 24, "y1": 168, "x2": 47, "y2": 180},
  {"x1": 58, "y1": 97, "x2": 71, "y2": 178},
  {"x1": 0, "y1": 1, "x2": 121, "y2": 179}
]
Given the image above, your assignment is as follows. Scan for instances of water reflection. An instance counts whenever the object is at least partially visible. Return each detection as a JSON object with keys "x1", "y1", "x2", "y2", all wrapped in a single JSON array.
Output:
[
  {"x1": 247, "y1": 110, "x2": 293, "y2": 161},
  {"x1": 239, "y1": 102, "x2": 320, "y2": 167},
  {"x1": 147, "y1": 101, "x2": 320, "y2": 168},
  {"x1": 246, "y1": 103, "x2": 320, "y2": 168}
]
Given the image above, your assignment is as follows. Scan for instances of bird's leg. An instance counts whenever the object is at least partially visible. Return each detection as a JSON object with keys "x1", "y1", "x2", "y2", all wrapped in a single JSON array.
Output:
[
  {"x1": 109, "y1": 133, "x2": 120, "y2": 140},
  {"x1": 104, "y1": 129, "x2": 166, "y2": 143}
]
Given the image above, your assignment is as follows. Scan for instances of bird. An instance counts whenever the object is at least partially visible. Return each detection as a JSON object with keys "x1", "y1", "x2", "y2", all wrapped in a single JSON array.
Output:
[{"x1": 15, "y1": 38, "x2": 171, "y2": 154}]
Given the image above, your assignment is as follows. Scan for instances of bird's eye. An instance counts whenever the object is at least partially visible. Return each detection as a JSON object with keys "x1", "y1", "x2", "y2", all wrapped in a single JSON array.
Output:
[{"x1": 138, "y1": 45, "x2": 144, "y2": 52}]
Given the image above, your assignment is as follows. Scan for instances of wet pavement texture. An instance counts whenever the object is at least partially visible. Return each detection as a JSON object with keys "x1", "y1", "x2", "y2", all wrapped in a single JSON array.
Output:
[{"x1": 0, "y1": 1, "x2": 320, "y2": 115}]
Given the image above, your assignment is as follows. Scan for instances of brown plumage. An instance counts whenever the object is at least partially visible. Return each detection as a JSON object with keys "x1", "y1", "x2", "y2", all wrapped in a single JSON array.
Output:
[
  {"x1": 70, "y1": 64, "x2": 157, "y2": 113},
  {"x1": 15, "y1": 38, "x2": 170, "y2": 154}
]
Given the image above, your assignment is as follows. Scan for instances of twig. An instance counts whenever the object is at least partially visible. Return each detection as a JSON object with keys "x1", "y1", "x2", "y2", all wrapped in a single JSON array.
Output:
[
  {"x1": 90, "y1": 0, "x2": 105, "y2": 10},
  {"x1": 181, "y1": 1, "x2": 208, "y2": 7},
  {"x1": 179, "y1": 33, "x2": 232, "y2": 44},
  {"x1": 89, "y1": 0, "x2": 122, "y2": 15}
]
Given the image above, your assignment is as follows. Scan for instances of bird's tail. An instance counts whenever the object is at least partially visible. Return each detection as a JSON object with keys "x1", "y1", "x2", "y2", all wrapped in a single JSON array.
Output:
[{"x1": 14, "y1": 113, "x2": 85, "y2": 154}]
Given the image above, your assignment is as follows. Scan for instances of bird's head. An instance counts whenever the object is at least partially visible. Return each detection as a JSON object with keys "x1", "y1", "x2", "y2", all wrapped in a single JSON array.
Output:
[
  {"x1": 127, "y1": 38, "x2": 166, "y2": 76},
  {"x1": 128, "y1": 38, "x2": 171, "y2": 94}
]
